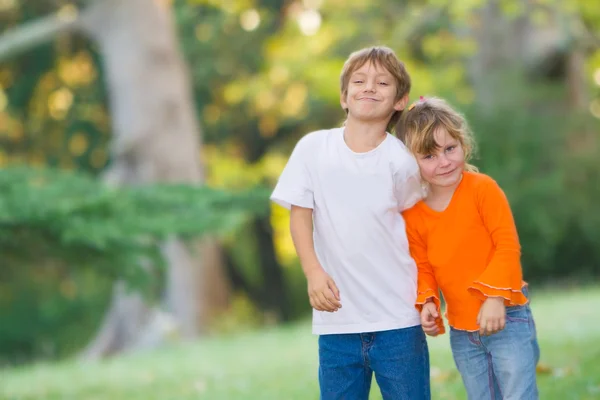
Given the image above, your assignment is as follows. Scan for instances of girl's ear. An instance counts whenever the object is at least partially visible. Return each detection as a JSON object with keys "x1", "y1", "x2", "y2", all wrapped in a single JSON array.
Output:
[{"x1": 420, "y1": 177, "x2": 430, "y2": 198}]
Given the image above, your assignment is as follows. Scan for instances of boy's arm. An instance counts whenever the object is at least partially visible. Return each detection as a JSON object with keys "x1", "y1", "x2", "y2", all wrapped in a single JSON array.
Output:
[
  {"x1": 271, "y1": 134, "x2": 315, "y2": 210},
  {"x1": 269, "y1": 133, "x2": 340, "y2": 312},
  {"x1": 467, "y1": 177, "x2": 528, "y2": 307},
  {"x1": 290, "y1": 205, "x2": 341, "y2": 312}
]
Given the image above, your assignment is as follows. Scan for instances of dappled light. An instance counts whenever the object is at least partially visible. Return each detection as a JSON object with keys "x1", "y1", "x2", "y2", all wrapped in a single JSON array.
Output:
[
  {"x1": 239, "y1": 9, "x2": 260, "y2": 32},
  {"x1": 0, "y1": 0, "x2": 598, "y2": 398}
]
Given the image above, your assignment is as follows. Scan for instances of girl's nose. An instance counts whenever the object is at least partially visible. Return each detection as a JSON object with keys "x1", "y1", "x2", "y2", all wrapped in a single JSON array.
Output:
[{"x1": 439, "y1": 154, "x2": 451, "y2": 167}]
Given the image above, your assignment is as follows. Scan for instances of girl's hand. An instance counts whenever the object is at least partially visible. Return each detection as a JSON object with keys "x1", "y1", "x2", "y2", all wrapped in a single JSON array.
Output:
[
  {"x1": 421, "y1": 301, "x2": 443, "y2": 336},
  {"x1": 477, "y1": 297, "x2": 506, "y2": 336}
]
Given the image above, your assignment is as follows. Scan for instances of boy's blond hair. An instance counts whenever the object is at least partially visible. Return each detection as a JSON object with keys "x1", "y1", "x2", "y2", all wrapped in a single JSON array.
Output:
[
  {"x1": 396, "y1": 97, "x2": 478, "y2": 172},
  {"x1": 340, "y1": 46, "x2": 411, "y2": 132}
]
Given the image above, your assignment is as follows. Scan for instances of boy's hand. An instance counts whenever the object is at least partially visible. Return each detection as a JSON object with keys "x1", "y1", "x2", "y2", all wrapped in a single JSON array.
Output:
[
  {"x1": 306, "y1": 267, "x2": 341, "y2": 312},
  {"x1": 421, "y1": 301, "x2": 442, "y2": 336},
  {"x1": 477, "y1": 297, "x2": 506, "y2": 336}
]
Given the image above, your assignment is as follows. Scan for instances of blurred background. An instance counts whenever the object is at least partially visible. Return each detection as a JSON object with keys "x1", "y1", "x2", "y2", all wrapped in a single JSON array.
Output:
[{"x1": 0, "y1": 0, "x2": 599, "y2": 399}]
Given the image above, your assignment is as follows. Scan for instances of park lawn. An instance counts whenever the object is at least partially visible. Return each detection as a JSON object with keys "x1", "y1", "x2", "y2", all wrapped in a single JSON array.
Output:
[{"x1": 1, "y1": 286, "x2": 599, "y2": 400}]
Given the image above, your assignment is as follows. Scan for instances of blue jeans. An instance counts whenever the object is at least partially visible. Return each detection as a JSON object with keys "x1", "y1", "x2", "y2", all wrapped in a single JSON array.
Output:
[
  {"x1": 450, "y1": 294, "x2": 540, "y2": 400},
  {"x1": 318, "y1": 325, "x2": 430, "y2": 400}
]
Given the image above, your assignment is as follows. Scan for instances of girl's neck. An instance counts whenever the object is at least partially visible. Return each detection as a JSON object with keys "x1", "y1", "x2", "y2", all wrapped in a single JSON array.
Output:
[
  {"x1": 343, "y1": 117, "x2": 389, "y2": 153},
  {"x1": 425, "y1": 173, "x2": 464, "y2": 212}
]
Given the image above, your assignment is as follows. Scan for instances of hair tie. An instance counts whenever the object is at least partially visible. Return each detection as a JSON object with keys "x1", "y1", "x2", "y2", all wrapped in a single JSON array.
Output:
[{"x1": 408, "y1": 96, "x2": 425, "y2": 111}]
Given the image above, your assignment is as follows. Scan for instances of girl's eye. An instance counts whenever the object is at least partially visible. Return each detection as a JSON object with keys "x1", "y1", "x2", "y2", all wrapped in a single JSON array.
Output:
[
  {"x1": 379, "y1": 82, "x2": 389, "y2": 86},
  {"x1": 446, "y1": 146, "x2": 456, "y2": 152},
  {"x1": 423, "y1": 154, "x2": 434, "y2": 160},
  {"x1": 353, "y1": 80, "x2": 363, "y2": 84}
]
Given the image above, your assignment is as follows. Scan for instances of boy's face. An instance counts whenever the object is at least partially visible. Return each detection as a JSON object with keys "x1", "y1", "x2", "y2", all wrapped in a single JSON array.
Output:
[{"x1": 341, "y1": 61, "x2": 408, "y2": 124}]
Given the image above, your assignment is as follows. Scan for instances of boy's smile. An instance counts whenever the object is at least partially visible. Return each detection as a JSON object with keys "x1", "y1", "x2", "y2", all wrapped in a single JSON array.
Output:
[{"x1": 341, "y1": 61, "x2": 405, "y2": 122}]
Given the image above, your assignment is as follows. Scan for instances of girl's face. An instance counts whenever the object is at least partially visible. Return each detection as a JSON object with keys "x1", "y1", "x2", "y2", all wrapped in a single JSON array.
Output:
[{"x1": 416, "y1": 127, "x2": 465, "y2": 189}]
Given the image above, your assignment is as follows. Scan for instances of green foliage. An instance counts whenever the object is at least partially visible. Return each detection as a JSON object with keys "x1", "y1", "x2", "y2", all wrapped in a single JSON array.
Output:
[
  {"x1": 0, "y1": 166, "x2": 269, "y2": 282},
  {"x1": 0, "y1": 166, "x2": 270, "y2": 363},
  {"x1": 1, "y1": 0, "x2": 599, "y2": 366},
  {"x1": 0, "y1": 267, "x2": 112, "y2": 365}
]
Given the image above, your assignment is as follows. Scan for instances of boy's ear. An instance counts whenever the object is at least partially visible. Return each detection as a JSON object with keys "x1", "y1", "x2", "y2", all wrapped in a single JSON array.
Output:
[
  {"x1": 394, "y1": 94, "x2": 410, "y2": 111},
  {"x1": 340, "y1": 92, "x2": 348, "y2": 110}
]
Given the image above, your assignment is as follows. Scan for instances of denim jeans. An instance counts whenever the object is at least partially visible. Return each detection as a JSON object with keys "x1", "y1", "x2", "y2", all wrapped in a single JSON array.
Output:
[
  {"x1": 318, "y1": 325, "x2": 430, "y2": 400},
  {"x1": 449, "y1": 290, "x2": 540, "y2": 400}
]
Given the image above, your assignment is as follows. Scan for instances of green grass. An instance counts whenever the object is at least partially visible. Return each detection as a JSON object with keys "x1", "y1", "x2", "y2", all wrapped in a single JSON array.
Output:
[{"x1": 1, "y1": 286, "x2": 600, "y2": 399}]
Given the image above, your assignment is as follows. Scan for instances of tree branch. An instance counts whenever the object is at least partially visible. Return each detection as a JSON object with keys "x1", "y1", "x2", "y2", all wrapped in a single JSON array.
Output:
[{"x1": 0, "y1": 8, "x2": 81, "y2": 63}]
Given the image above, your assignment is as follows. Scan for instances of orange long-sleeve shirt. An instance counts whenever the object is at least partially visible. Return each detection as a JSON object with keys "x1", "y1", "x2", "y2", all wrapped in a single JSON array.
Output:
[{"x1": 402, "y1": 171, "x2": 528, "y2": 333}]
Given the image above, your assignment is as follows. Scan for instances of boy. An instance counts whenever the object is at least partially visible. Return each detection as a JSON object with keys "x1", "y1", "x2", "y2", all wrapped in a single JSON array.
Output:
[{"x1": 271, "y1": 46, "x2": 430, "y2": 399}]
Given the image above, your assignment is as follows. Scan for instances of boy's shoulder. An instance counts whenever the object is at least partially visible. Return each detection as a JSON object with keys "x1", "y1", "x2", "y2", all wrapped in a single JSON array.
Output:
[
  {"x1": 296, "y1": 127, "x2": 342, "y2": 147},
  {"x1": 385, "y1": 134, "x2": 419, "y2": 174},
  {"x1": 286, "y1": 128, "x2": 340, "y2": 162},
  {"x1": 386, "y1": 133, "x2": 412, "y2": 154}
]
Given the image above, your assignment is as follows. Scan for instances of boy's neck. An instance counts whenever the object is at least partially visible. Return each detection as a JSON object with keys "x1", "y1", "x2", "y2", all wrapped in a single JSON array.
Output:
[{"x1": 343, "y1": 118, "x2": 389, "y2": 153}]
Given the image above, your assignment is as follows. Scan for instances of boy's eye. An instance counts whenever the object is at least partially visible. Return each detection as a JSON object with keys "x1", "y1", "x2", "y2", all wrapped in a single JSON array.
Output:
[
  {"x1": 378, "y1": 82, "x2": 389, "y2": 86},
  {"x1": 353, "y1": 80, "x2": 363, "y2": 84},
  {"x1": 422, "y1": 154, "x2": 434, "y2": 160}
]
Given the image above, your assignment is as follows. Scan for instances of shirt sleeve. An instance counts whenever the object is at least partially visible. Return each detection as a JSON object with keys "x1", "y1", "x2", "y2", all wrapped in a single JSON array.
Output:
[
  {"x1": 404, "y1": 211, "x2": 446, "y2": 334},
  {"x1": 270, "y1": 134, "x2": 315, "y2": 210},
  {"x1": 394, "y1": 155, "x2": 424, "y2": 211},
  {"x1": 467, "y1": 177, "x2": 528, "y2": 306}
]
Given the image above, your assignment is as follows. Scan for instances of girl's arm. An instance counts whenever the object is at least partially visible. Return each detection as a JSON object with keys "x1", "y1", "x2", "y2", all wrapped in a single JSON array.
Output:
[
  {"x1": 404, "y1": 212, "x2": 445, "y2": 334},
  {"x1": 467, "y1": 177, "x2": 528, "y2": 306}
]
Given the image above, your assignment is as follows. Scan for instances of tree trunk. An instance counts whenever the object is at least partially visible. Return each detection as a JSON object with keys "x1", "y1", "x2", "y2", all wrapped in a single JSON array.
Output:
[
  {"x1": 75, "y1": 0, "x2": 229, "y2": 359},
  {"x1": 566, "y1": 48, "x2": 587, "y2": 111},
  {"x1": 252, "y1": 214, "x2": 290, "y2": 321},
  {"x1": 0, "y1": 0, "x2": 233, "y2": 359},
  {"x1": 466, "y1": 0, "x2": 587, "y2": 111}
]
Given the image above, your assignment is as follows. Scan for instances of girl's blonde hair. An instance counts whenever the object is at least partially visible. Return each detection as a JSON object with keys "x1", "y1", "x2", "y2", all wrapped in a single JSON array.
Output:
[{"x1": 395, "y1": 97, "x2": 478, "y2": 172}]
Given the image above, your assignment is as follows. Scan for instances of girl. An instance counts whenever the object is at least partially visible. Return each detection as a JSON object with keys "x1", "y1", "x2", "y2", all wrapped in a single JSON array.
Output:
[{"x1": 397, "y1": 97, "x2": 540, "y2": 400}]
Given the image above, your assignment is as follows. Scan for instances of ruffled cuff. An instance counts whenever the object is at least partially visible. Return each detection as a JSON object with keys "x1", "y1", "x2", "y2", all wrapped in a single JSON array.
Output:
[
  {"x1": 416, "y1": 289, "x2": 446, "y2": 336},
  {"x1": 468, "y1": 281, "x2": 528, "y2": 306},
  {"x1": 415, "y1": 288, "x2": 441, "y2": 313},
  {"x1": 435, "y1": 318, "x2": 446, "y2": 335}
]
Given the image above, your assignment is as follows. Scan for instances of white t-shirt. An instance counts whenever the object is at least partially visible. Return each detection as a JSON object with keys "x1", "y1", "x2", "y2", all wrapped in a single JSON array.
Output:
[{"x1": 271, "y1": 127, "x2": 424, "y2": 335}]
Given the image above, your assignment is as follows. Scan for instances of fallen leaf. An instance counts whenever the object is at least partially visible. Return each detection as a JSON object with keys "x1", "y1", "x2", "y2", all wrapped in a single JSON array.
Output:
[
  {"x1": 431, "y1": 366, "x2": 457, "y2": 383},
  {"x1": 536, "y1": 362, "x2": 553, "y2": 374}
]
